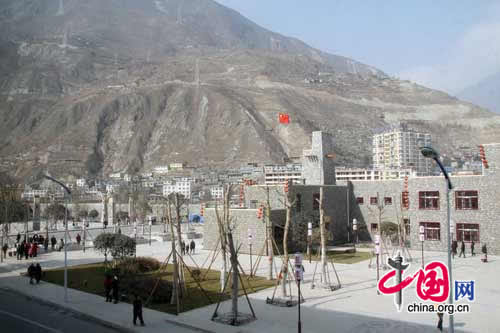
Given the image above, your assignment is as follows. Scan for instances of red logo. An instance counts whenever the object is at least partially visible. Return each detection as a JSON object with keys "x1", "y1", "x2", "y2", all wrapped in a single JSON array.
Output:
[{"x1": 378, "y1": 261, "x2": 449, "y2": 303}]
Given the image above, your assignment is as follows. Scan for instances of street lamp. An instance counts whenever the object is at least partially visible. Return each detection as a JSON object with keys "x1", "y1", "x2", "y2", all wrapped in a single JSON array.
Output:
[
  {"x1": 352, "y1": 219, "x2": 358, "y2": 249},
  {"x1": 43, "y1": 175, "x2": 71, "y2": 303},
  {"x1": 420, "y1": 146, "x2": 454, "y2": 333}
]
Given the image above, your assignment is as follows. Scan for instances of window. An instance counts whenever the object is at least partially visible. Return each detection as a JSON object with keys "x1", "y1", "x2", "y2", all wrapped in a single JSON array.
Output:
[
  {"x1": 296, "y1": 193, "x2": 302, "y2": 212},
  {"x1": 371, "y1": 223, "x2": 378, "y2": 233},
  {"x1": 384, "y1": 197, "x2": 392, "y2": 205},
  {"x1": 370, "y1": 197, "x2": 378, "y2": 205},
  {"x1": 420, "y1": 222, "x2": 440, "y2": 241},
  {"x1": 312, "y1": 193, "x2": 320, "y2": 210},
  {"x1": 356, "y1": 197, "x2": 364, "y2": 204},
  {"x1": 249, "y1": 200, "x2": 259, "y2": 209},
  {"x1": 404, "y1": 218, "x2": 410, "y2": 236},
  {"x1": 455, "y1": 191, "x2": 478, "y2": 210},
  {"x1": 401, "y1": 191, "x2": 409, "y2": 210},
  {"x1": 419, "y1": 191, "x2": 439, "y2": 210},
  {"x1": 456, "y1": 223, "x2": 479, "y2": 242}
]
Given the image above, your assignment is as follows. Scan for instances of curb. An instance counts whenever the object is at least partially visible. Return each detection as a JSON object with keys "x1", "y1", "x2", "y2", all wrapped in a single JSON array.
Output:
[{"x1": 0, "y1": 286, "x2": 135, "y2": 333}]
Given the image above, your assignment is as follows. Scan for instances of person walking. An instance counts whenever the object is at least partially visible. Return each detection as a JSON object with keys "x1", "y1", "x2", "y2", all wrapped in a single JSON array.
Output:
[
  {"x1": 436, "y1": 304, "x2": 444, "y2": 331},
  {"x1": 104, "y1": 275, "x2": 113, "y2": 302},
  {"x1": 44, "y1": 238, "x2": 49, "y2": 252},
  {"x1": 24, "y1": 242, "x2": 30, "y2": 259},
  {"x1": 190, "y1": 240, "x2": 195, "y2": 254},
  {"x1": 459, "y1": 240, "x2": 466, "y2": 258},
  {"x1": 31, "y1": 242, "x2": 38, "y2": 258},
  {"x1": 58, "y1": 238, "x2": 64, "y2": 252},
  {"x1": 51, "y1": 236, "x2": 57, "y2": 250},
  {"x1": 2, "y1": 243, "x2": 7, "y2": 259},
  {"x1": 471, "y1": 240, "x2": 475, "y2": 256},
  {"x1": 451, "y1": 240, "x2": 458, "y2": 259},
  {"x1": 76, "y1": 233, "x2": 81, "y2": 246},
  {"x1": 111, "y1": 275, "x2": 120, "y2": 304},
  {"x1": 180, "y1": 241, "x2": 185, "y2": 255},
  {"x1": 17, "y1": 243, "x2": 23, "y2": 260},
  {"x1": 35, "y1": 263, "x2": 42, "y2": 284},
  {"x1": 185, "y1": 243, "x2": 189, "y2": 256},
  {"x1": 132, "y1": 294, "x2": 145, "y2": 326},
  {"x1": 28, "y1": 263, "x2": 35, "y2": 284},
  {"x1": 482, "y1": 243, "x2": 488, "y2": 262},
  {"x1": 16, "y1": 233, "x2": 21, "y2": 243}
]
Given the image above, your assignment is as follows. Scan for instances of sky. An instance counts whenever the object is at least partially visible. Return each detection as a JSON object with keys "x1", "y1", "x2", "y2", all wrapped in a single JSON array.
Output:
[{"x1": 215, "y1": 0, "x2": 500, "y2": 95}]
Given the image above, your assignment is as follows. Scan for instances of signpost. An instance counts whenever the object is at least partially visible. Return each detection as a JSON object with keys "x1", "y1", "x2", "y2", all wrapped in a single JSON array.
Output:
[
  {"x1": 375, "y1": 234, "x2": 380, "y2": 295},
  {"x1": 419, "y1": 225, "x2": 425, "y2": 268},
  {"x1": 149, "y1": 219, "x2": 152, "y2": 246},
  {"x1": 294, "y1": 253, "x2": 303, "y2": 333},
  {"x1": 134, "y1": 221, "x2": 137, "y2": 258},
  {"x1": 248, "y1": 229, "x2": 253, "y2": 277},
  {"x1": 353, "y1": 219, "x2": 358, "y2": 249},
  {"x1": 307, "y1": 222, "x2": 312, "y2": 263}
]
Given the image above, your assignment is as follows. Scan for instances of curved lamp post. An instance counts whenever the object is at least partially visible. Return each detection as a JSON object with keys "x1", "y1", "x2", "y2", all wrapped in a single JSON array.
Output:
[
  {"x1": 44, "y1": 175, "x2": 71, "y2": 303},
  {"x1": 420, "y1": 146, "x2": 454, "y2": 333}
]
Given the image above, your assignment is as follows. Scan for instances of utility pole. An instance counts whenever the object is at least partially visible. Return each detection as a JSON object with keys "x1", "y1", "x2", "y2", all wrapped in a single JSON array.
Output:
[{"x1": 266, "y1": 186, "x2": 273, "y2": 280}]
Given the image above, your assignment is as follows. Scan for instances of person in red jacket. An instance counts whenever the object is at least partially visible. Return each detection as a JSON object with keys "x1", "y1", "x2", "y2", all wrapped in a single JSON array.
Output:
[
  {"x1": 104, "y1": 275, "x2": 113, "y2": 302},
  {"x1": 31, "y1": 242, "x2": 38, "y2": 258}
]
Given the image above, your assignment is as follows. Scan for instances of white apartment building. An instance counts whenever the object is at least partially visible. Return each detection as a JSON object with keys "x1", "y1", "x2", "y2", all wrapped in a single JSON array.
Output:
[
  {"x1": 210, "y1": 186, "x2": 224, "y2": 200},
  {"x1": 153, "y1": 166, "x2": 169, "y2": 175},
  {"x1": 264, "y1": 163, "x2": 303, "y2": 185},
  {"x1": 373, "y1": 125, "x2": 432, "y2": 175},
  {"x1": 76, "y1": 178, "x2": 87, "y2": 187},
  {"x1": 21, "y1": 189, "x2": 48, "y2": 199},
  {"x1": 335, "y1": 167, "x2": 413, "y2": 181},
  {"x1": 163, "y1": 181, "x2": 191, "y2": 198}
]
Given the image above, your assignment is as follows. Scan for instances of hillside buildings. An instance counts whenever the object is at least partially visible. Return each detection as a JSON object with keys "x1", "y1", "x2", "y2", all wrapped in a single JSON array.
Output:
[{"x1": 373, "y1": 124, "x2": 432, "y2": 175}]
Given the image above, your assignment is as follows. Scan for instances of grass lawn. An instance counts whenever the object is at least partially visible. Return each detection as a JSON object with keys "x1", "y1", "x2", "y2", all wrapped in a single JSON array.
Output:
[{"x1": 42, "y1": 261, "x2": 276, "y2": 314}]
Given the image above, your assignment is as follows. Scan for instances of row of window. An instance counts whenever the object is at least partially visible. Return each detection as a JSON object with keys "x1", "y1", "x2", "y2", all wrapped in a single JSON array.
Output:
[
  {"x1": 356, "y1": 190, "x2": 479, "y2": 210},
  {"x1": 370, "y1": 221, "x2": 479, "y2": 242}
]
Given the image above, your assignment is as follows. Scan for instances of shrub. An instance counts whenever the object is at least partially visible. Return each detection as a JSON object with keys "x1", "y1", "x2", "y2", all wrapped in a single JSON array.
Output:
[
  {"x1": 125, "y1": 278, "x2": 172, "y2": 304},
  {"x1": 117, "y1": 257, "x2": 161, "y2": 275}
]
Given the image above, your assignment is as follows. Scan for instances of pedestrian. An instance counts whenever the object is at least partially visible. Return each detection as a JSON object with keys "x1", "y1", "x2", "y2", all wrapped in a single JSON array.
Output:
[
  {"x1": 451, "y1": 240, "x2": 458, "y2": 259},
  {"x1": 24, "y1": 242, "x2": 30, "y2": 259},
  {"x1": 76, "y1": 233, "x2": 81, "y2": 246},
  {"x1": 482, "y1": 243, "x2": 488, "y2": 262},
  {"x1": 185, "y1": 244, "x2": 190, "y2": 255},
  {"x1": 17, "y1": 243, "x2": 23, "y2": 260},
  {"x1": 132, "y1": 294, "x2": 145, "y2": 326},
  {"x1": 28, "y1": 263, "x2": 35, "y2": 284},
  {"x1": 44, "y1": 238, "x2": 49, "y2": 252},
  {"x1": 190, "y1": 240, "x2": 195, "y2": 254},
  {"x1": 35, "y1": 263, "x2": 42, "y2": 284},
  {"x1": 459, "y1": 240, "x2": 466, "y2": 258},
  {"x1": 16, "y1": 233, "x2": 21, "y2": 243},
  {"x1": 104, "y1": 274, "x2": 113, "y2": 302},
  {"x1": 111, "y1": 275, "x2": 120, "y2": 304},
  {"x1": 2, "y1": 243, "x2": 7, "y2": 259},
  {"x1": 50, "y1": 236, "x2": 56, "y2": 250},
  {"x1": 31, "y1": 242, "x2": 38, "y2": 258},
  {"x1": 181, "y1": 241, "x2": 185, "y2": 255},
  {"x1": 436, "y1": 304, "x2": 444, "y2": 331},
  {"x1": 470, "y1": 240, "x2": 475, "y2": 256},
  {"x1": 58, "y1": 238, "x2": 64, "y2": 252}
]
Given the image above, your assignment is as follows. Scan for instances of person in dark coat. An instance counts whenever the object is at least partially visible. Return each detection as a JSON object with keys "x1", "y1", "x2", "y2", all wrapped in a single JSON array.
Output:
[
  {"x1": 180, "y1": 241, "x2": 185, "y2": 255},
  {"x1": 459, "y1": 240, "x2": 466, "y2": 258},
  {"x1": 2, "y1": 243, "x2": 7, "y2": 259},
  {"x1": 104, "y1": 275, "x2": 113, "y2": 302},
  {"x1": 17, "y1": 243, "x2": 23, "y2": 260},
  {"x1": 28, "y1": 263, "x2": 35, "y2": 284},
  {"x1": 190, "y1": 240, "x2": 195, "y2": 254},
  {"x1": 111, "y1": 276, "x2": 120, "y2": 304},
  {"x1": 24, "y1": 242, "x2": 30, "y2": 259},
  {"x1": 451, "y1": 240, "x2": 458, "y2": 259},
  {"x1": 471, "y1": 241, "x2": 475, "y2": 256},
  {"x1": 44, "y1": 238, "x2": 49, "y2": 252},
  {"x1": 76, "y1": 234, "x2": 81, "y2": 246},
  {"x1": 132, "y1": 294, "x2": 145, "y2": 326},
  {"x1": 16, "y1": 233, "x2": 21, "y2": 243},
  {"x1": 34, "y1": 263, "x2": 42, "y2": 284},
  {"x1": 51, "y1": 236, "x2": 57, "y2": 250},
  {"x1": 482, "y1": 243, "x2": 488, "y2": 262}
]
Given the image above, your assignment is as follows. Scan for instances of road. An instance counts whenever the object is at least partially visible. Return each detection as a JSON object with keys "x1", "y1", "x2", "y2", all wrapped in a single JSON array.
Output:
[{"x1": 0, "y1": 288, "x2": 125, "y2": 333}]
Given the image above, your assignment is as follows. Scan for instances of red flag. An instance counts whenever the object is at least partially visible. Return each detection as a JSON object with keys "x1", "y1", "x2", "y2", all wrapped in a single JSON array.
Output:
[{"x1": 279, "y1": 113, "x2": 290, "y2": 124}]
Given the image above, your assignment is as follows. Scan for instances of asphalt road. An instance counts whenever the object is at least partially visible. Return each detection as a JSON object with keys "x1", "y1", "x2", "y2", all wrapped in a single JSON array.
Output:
[{"x1": 0, "y1": 288, "x2": 126, "y2": 333}]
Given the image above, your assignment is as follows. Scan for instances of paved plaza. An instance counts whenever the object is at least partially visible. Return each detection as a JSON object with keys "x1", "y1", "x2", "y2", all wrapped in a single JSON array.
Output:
[{"x1": 0, "y1": 234, "x2": 497, "y2": 333}]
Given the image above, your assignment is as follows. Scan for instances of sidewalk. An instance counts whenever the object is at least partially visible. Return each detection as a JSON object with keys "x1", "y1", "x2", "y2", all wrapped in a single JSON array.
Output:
[{"x1": 0, "y1": 240, "x2": 497, "y2": 332}]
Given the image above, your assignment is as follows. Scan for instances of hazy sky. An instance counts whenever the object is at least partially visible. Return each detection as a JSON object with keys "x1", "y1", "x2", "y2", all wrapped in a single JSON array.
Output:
[{"x1": 215, "y1": 0, "x2": 500, "y2": 95}]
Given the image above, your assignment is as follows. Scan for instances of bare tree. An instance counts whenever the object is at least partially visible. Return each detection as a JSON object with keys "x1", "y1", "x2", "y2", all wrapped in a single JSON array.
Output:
[{"x1": 214, "y1": 184, "x2": 233, "y2": 292}]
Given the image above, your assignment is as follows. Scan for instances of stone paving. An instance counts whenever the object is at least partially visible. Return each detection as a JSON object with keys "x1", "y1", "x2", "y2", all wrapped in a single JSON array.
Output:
[{"x1": 0, "y1": 235, "x2": 497, "y2": 333}]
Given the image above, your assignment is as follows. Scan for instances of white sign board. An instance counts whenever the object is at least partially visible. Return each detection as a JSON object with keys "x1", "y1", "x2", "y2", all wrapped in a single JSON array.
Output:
[
  {"x1": 294, "y1": 253, "x2": 303, "y2": 281},
  {"x1": 308, "y1": 222, "x2": 312, "y2": 230},
  {"x1": 419, "y1": 234, "x2": 425, "y2": 242},
  {"x1": 419, "y1": 226, "x2": 425, "y2": 234},
  {"x1": 353, "y1": 224, "x2": 357, "y2": 231},
  {"x1": 248, "y1": 234, "x2": 253, "y2": 244},
  {"x1": 308, "y1": 229, "x2": 312, "y2": 236},
  {"x1": 375, "y1": 245, "x2": 380, "y2": 254},
  {"x1": 374, "y1": 234, "x2": 380, "y2": 245}
]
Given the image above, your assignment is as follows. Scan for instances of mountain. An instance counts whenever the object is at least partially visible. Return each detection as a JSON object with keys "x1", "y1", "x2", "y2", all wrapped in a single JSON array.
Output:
[
  {"x1": 457, "y1": 72, "x2": 500, "y2": 114},
  {"x1": 1, "y1": 0, "x2": 500, "y2": 179}
]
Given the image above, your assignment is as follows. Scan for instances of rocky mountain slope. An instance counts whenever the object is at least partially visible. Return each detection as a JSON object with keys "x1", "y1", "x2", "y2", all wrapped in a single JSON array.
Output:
[
  {"x1": 458, "y1": 72, "x2": 500, "y2": 114},
  {"x1": 1, "y1": 0, "x2": 500, "y2": 178}
]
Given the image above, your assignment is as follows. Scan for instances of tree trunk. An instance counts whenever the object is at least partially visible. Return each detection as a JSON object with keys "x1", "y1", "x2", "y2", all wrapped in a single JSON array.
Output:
[
  {"x1": 227, "y1": 232, "x2": 239, "y2": 321},
  {"x1": 168, "y1": 201, "x2": 180, "y2": 312},
  {"x1": 174, "y1": 194, "x2": 185, "y2": 291},
  {"x1": 320, "y1": 187, "x2": 327, "y2": 283}
]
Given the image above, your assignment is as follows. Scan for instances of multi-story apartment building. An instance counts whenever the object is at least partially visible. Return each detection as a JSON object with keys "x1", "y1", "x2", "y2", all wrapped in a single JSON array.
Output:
[
  {"x1": 210, "y1": 186, "x2": 224, "y2": 200},
  {"x1": 373, "y1": 124, "x2": 432, "y2": 175},
  {"x1": 162, "y1": 181, "x2": 191, "y2": 199},
  {"x1": 335, "y1": 167, "x2": 413, "y2": 181},
  {"x1": 264, "y1": 163, "x2": 303, "y2": 185}
]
